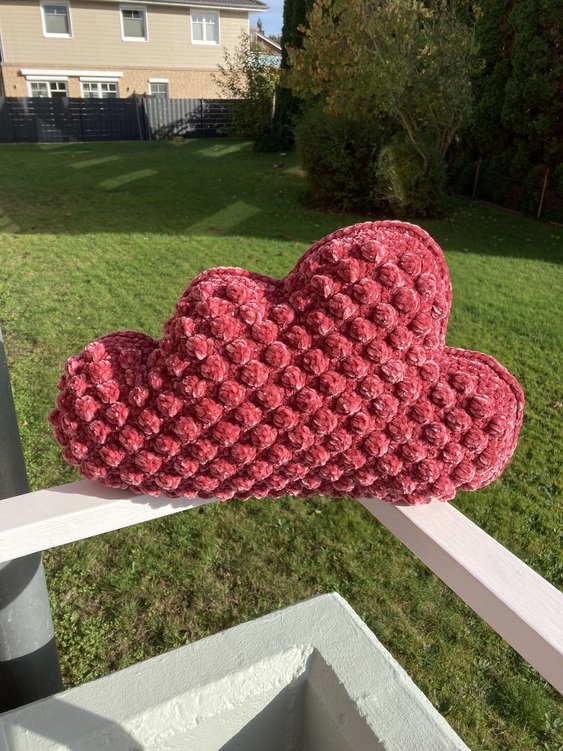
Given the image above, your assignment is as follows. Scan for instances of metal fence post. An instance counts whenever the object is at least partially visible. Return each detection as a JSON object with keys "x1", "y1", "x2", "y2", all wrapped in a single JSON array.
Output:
[
  {"x1": 472, "y1": 158, "x2": 481, "y2": 199},
  {"x1": 537, "y1": 168, "x2": 549, "y2": 220},
  {"x1": 7, "y1": 98, "x2": 19, "y2": 145},
  {"x1": 134, "y1": 96, "x2": 144, "y2": 142},
  {"x1": 0, "y1": 328, "x2": 63, "y2": 711}
]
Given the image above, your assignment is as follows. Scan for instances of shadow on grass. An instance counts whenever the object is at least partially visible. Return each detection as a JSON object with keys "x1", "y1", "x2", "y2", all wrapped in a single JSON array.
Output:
[
  {"x1": 0, "y1": 140, "x2": 330, "y2": 243},
  {"x1": 0, "y1": 139, "x2": 561, "y2": 265}
]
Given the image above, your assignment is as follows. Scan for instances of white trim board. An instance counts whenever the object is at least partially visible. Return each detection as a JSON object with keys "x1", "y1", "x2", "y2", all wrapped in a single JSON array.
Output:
[
  {"x1": 25, "y1": 75, "x2": 69, "y2": 82},
  {"x1": 20, "y1": 69, "x2": 124, "y2": 78},
  {"x1": 0, "y1": 482, "x2": 562, "y2": 695}
]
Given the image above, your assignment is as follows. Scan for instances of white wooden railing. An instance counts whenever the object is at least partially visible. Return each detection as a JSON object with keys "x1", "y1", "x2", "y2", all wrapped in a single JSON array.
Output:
[{"x1": 1, "y1": 482, "x2": 562, "y2": 695}]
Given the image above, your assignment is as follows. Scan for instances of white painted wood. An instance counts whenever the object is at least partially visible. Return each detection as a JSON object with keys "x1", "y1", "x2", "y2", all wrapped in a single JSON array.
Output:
[
  {"x1": 0, "y1": 481, "x2": 216, "y2": 564},
  {"x1": 0, "y1": 594, "x2": 471, "y2": 751},
  {"x1": 359, "y1": 498, "x2": 563, "y2": 695},
  {"x1": 1, "y1": 481, "x2": 561, "y2": 696}
]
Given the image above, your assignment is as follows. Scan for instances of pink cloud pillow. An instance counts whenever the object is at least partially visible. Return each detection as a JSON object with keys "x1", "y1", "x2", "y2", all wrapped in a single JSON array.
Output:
[{"x1": 50, "y1": 221, "x2": 524, "y2": 504}]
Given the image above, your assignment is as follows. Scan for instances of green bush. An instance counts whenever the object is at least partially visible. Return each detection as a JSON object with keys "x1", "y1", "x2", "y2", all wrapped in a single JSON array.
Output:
[
  {"x1": 447, "y1": 150, "x2": 477, "y2": 196},
  {"x1": 478, "y1": 153, "x2": 515, "y2": 206},
  {"x1": 214, "y1": 33, "x2": 279, "y2": 144},
  {"x1": 294, "y1": 104, "x2": 389, "y2": 212},
  {"x1": 375, "y1": 137, "x2": 446, "y2": 217},
  {"x1": 254, "y1": 119, "x2": 291, "y2": 153}
]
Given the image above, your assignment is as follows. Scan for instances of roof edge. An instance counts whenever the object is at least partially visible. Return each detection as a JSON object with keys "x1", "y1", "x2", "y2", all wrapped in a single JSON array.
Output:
[{"x1": 106, "y1": 0, "x2": 269, "y2": 9}]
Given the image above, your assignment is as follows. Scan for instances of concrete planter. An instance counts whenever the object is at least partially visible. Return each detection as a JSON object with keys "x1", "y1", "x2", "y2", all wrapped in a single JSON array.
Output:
[{"x1": 0, "y1": 593, "x2": 470, "y2": 751}]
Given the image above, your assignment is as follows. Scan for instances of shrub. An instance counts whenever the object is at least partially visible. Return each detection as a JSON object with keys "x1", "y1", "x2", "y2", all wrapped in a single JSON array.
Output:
[
  {"x1": 375, "y1": 137, "x2": 446, "y2": 217},
  {"x1": 478, "y1": 153, "x2": 516, "y2": 206},
  {"x1": 294, "y1": 104, "x2": 389, "y2": 212},
  {"x1": 447, "y1": 150, "x2": 475, "y2": 196},
  {"x1": 214, "y1": 33, "x2": 279, "y2": 144}
]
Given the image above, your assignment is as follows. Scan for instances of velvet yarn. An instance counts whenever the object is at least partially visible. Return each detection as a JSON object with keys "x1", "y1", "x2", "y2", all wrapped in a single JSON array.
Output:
[{"x1": 50, "y1": 222, "x2": 524, "y2": 504}]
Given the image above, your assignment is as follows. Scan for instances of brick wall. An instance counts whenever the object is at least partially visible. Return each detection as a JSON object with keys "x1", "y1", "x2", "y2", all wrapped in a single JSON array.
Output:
[{"x1": 1, "y1": 65, "x2": 224, "y2": 99}]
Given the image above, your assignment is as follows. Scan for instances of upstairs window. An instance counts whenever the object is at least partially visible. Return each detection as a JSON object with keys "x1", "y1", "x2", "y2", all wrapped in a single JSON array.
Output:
[
  {"x1": 121, "y1": 6, "x2": 147, "y2": 41},
  {"x1": 191, "y1": 12, "x2": 219, "y2": 44},
  {"x1": 41, "y1": 3, "x2": 72, "y2": 37}
]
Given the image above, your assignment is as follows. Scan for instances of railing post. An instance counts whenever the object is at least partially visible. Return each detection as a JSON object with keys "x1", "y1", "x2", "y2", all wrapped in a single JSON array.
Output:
[{"x1": 0, "y1": 328, "x2": 63, "y2": 711}]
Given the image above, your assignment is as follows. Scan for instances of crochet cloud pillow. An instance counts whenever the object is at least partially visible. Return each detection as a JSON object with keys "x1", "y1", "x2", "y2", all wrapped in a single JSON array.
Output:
[{"x1": 50, "y1": 221, "x2": 524, "y2": 504}]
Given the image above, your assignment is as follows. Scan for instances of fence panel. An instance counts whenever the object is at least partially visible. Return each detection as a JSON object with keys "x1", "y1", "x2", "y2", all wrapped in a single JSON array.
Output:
[
  {"x1": 79, "y1": 97, "x2": 144, "y2": 142},
  {"x1": 457, "y1": 158, "x2": 563, "y2": 223},
  {"x1": 3, "y1": 97, "x2": 82, "y2": 143},
  {"x1": 203, "y1": 99, "x2": 232, "y2": 137},
  {"x1": 0, "y1": 97, "x2": 231, "y2": 143},
  {"x1": 142, "y1": 98, "x2": 231, "y2": 139},
  {"x1": 0, "y1": 98, "x2": 16, "y2": 143}
]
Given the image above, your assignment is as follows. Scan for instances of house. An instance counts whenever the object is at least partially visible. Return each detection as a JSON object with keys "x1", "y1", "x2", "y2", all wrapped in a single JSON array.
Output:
[
  {"x1": 0, "y1": 0, "x2": 268, "y2": 99},
  {"x1": 250, "y1": 19, "x2": 281, "y2": 57}
]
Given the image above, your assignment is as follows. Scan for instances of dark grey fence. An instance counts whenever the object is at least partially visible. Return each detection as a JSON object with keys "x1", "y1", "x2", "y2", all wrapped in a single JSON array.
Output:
[
  {"x1": 455, "y1": 158, "x2": 563, "y2": 223},
  {"x1": 0, "y1": 97, "x2": 232, "y2": 143},
  {"x1": 144, "y1": 97, "x2": 230, "y2": 140}
]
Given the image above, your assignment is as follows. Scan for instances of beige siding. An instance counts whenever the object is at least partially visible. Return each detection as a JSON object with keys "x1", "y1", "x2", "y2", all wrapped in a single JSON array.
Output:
[{"x1": 0, "y1": 0, "x2": 248, "y2": 68}]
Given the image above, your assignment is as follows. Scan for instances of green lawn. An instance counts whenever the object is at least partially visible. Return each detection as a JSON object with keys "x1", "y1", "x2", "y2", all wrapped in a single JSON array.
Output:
[{"x1": 0, "y1": 140, "x2": 562, "y2": 750}]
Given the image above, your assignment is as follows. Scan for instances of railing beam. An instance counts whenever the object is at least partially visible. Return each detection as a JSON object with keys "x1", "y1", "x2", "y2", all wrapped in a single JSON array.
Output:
[
  {"x1": 0, "y1": 328, "x2": 63, "y2": 711},
  {"x1": 0, "y1": 481, "x2": 216, "y2": 565},
  {"x1": 1, "y1": 482, "x2": 562, "y2": 696},
  {"x1": 360, "y1": 498, "x2": 563, "y2": 696}
]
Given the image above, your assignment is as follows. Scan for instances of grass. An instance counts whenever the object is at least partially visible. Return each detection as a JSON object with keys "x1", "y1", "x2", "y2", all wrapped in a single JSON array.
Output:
[{"x1": 0, "y1": 139, "x2": 562, "y2": 750}]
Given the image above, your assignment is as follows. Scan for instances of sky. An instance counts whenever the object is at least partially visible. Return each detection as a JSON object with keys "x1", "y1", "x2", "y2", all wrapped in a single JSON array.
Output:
[{"x1": 250, "y1": 0, "x2": 284, "y2": 37}]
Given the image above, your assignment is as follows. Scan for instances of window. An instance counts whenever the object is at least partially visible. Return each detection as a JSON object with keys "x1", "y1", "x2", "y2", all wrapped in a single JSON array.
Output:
[
  {"x1": 121, "y1": 6, "x2": 147, "y2": 41},
  {"x1": 149, "y1": 81, "x2": 168, "y2": 98},
  {"x1": 29, "y1": 80, "x2": 68, "y2": 97},
  {"x1": 41, "y1": 3, "x2": 72, "y2": 37},
  {"x1": 30, "y1": 82, "x2": 48, "y2": 97},
  {"x1": 191, "y1": 12, "x2": 219, "y2": 44},
  {"x1": 81, "y1": 82, "x2": 118, "y2": 98}
]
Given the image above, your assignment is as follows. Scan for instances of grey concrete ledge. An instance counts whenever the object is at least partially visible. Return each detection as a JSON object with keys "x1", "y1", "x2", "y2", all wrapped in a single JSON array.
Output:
[{"x1": 0, "y1": 593, "x2": 471, "y2": 750}]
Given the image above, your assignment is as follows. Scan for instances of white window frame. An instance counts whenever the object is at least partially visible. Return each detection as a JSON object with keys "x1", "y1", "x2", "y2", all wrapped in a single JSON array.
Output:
[
  {"x1": 40, "y1": 2, "x2": 72, "y2": 39},
  {"x1": 28, "y1": 81, "x2": 49, "y2": 97},
  {"x1": 27, "y1": 76, "x2": 68, "y2": 97},
  {"x1": 190, "y1": 11, "x2": 219, "y2": 45},
  {"x1": 120, "y1": 4, "x2": 148, "y2": 42},
  {"x1": 80, "y1": 80, "x2": 119, "y2": 98},
  {"x1": 149, "y1": 79, "x2": 168, "y2": 98}
]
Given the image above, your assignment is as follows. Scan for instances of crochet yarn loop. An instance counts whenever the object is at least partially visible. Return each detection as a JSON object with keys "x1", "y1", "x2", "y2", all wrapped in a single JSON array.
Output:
[{"x1": 50, "y1": 221, "x2": 524, "y2": 504}]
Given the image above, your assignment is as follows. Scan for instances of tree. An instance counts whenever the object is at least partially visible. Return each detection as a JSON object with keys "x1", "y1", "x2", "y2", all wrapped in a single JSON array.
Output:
[
  {"x1": 283, "y1": 0, "x2": 480, "y2": 168},
  {"x1": 214, "y1": 32, "x2": 279, "y2": 143},
  {"x1": 271, "y1": 0, "x2": 313, "y2": 148},
  {"x1": 452, "y1": 0, "x2": 563, "y2": 218},
  {"x1": 503, "y1": 0, "x2": 563, "y2": 171},
  {"x1": 469, "y1": 0, "x2": 513, "y2": 158}
]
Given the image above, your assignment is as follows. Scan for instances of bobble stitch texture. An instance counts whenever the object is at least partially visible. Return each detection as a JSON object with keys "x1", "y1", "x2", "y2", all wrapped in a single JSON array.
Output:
[{"x1": 51, "y1": 222, "x2": 524, "y2": 504}]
